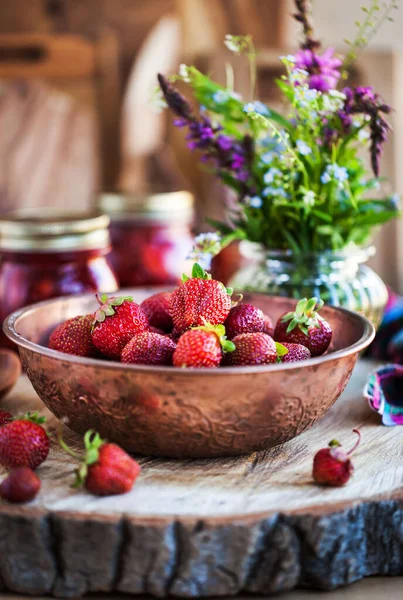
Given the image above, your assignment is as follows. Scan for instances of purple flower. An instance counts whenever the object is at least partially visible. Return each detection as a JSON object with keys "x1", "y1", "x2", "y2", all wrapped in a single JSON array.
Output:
[
  {"x1": 216, "y1": 135, "x2": 233, "y2": 151},
  {"x1": 339, "y1": 86, "x2": 392, "y2": 176},
  {"x1": 294, "y1": 48, "x2": 342, "y2": 92}
]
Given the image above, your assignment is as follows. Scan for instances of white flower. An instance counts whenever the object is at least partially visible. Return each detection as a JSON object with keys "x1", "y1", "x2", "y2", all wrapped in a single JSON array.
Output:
[
  {"x1": 243, "y1": 103, "x2": 255, "y2": 114},
  {"x1": 358, "y1": 129, "x2": 370, "y2": 141},
  {"x1": 179, "y1": 63, "x2": 190, "y2": 82},
  {"x1": 296, "y1": 140, "x2": 312, "y2": 156},
  {"x1": 280, "y1": 54, "x2": 296, "y2": 63},
  {"x1": 302, "y1": 190, "x2": 316, "y2": 207},
  {"x1": 333, "y1": 165, "x2": 349, "y2": 182},
  {"x1": 329, "y1": 90, "x2": 346, "y2": 100},
  {"x1": 321, "y1": 163, "x2": 349, "y2": 186},
  {"x1": 224, "y1": 35, "x2": 241, "y2": 53},
  {"x1": 243, "y1": 101, "x2": 269, "y2": 116},
  {"x1": 263, "y1": 168, "x2": 281, "y2": 184},
  {"x1": 248, "y1": 196, "x2": 263, "y2": 208},
  {"x1": 304, "y1": 89, "x2": 319, "y2": 102},
  {"x1": 188, "y1": 251, "x2": 213, "y2": 271},
  {"x1": 261, "y1": 151, "x2": 274, "y2": 164},
  {"x1": 321, "y1": 171, "x2": 332, "y2": 184},
  {"x1": 213, "y1": 90, "x2": 229, "y2": 104},
  {"x1": 150, "y1": 88, "x2": 167, "y2": 113},
  {"x1": 193, "y1": 232, "x2": 221, "y2": 246}
]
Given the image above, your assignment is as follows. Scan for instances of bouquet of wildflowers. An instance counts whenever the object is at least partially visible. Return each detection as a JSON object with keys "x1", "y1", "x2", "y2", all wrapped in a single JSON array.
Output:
[{"x1": 156, "y1": 0, "x2": 399, "y2": 254}]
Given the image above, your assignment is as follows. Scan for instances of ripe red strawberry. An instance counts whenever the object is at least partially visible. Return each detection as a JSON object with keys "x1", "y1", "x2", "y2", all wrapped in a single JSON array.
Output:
[
  {"x1": 92, "y1": 294, "x2": 149, "y2": 359},
  {"x1": 149, "y1": 326, "x2": 166, "y2": 335},
  {"x1": 0, "y1": 412, "x2": 49, "y2": 469},
  {"x1": 141, "y1": 292, "x2": 173, "y2": 333},
  {"x1": 280, "y1": 343, "x2": 311, "y2": 363},
  {"x1": 49, "y1": 314, "x2": 98, "y2": 357},
  {"x1": 121, "y1": 332, "x2": 176, "y2": 366},
  {"x1": 59, "y1": 430, "x2": 141, "y2": 496},
  {"x1": 274, "y1": 297, "x2": 332, "y2": 357},
  {"x1": 226, "y1": 332, "x2": 277, "y2": 366},
  {"x1": 0, "y1": 408, "x2": 13, "y2": 427},
  {"x1": 169, "y1": 263, "x2": 232, "y2": 333},
  {"x1": 224, "y1": 303, "x2": 265, "y2": 339},
  {"x1": 0, "y1": 467, "x2": 41, "y2": 503},
  {"x1": 263, "y1": 314, "x2": 274, "y2": 337},
  {"x1": 173, "y1": 324, "x2": 235, "y2": 368},
  {"x1": 313, "y1": 430, "x2": 361, "y2": 487}
]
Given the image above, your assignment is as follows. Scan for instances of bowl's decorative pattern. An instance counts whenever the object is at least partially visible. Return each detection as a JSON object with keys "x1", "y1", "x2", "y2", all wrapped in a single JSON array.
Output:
[{"x1": 4, "y1": 292, "x2": 374, "y2": 458}]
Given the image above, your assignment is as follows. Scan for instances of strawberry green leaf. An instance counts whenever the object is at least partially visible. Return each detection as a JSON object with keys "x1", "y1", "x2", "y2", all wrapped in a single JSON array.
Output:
[
  {"x1": 275, "y1": 342, "x2": 289, "y2": 357},
  {"x1": 182, "y1": 274, "x2": 190, "y2": 283},
  {"x1": 222, "y1": 339, "x2": 236, "y2": 353},
  {"x1": 191, "y1": 263, "x2": 207, "y2": 279},
  {"x1": 226, "y1": 287, "x2": 234, "y2": 296}
]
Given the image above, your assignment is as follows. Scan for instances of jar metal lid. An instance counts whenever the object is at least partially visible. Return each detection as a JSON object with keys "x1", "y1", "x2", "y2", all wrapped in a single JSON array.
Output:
[
  {"x1": 98, "y1": 191, "x2": 194, "y2": 222},
  {"x1": 0, "y1": 209, "x2": 111, "y2": 252}
]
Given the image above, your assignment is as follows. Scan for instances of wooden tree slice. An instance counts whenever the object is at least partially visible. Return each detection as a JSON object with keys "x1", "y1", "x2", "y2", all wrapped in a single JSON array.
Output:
[{"x1": 0, "y1": 360, "x2": 401, "y2": 597}]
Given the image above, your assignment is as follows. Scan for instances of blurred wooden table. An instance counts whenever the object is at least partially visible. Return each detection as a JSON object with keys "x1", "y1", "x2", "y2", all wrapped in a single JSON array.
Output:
[{"x1": 1, "y1": 577, "x2": 403, "y2": 599}]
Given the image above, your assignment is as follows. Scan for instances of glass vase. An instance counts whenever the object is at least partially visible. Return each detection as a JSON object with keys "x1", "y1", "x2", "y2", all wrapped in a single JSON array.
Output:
[{"x1": 229, "y1": 242, "x2": 388, "y2": 327}]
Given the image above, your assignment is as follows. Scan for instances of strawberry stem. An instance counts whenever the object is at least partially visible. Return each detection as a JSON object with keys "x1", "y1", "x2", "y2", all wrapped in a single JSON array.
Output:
[
  {"x1": 57, "y1": 425, "x2": 82, "y2": 460},
  {"x1": 347, "y1": 429, "x2": 361, "y2": 455}
]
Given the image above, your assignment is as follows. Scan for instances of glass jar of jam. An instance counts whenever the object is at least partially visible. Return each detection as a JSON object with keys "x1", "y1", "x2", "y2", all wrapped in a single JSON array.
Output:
[
  {"x1": 0, "y1": 210, "x2": 118, "y2": 348},
  {"x1": 98, "y1": 191, "x2": 194, "y2": 287}
]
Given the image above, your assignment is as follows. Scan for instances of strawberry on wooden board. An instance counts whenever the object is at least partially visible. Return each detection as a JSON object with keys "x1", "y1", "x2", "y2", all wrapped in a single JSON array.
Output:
[
  {"x1": 173, "y1": 324, "x2": 235, "y2": 368},
  {"x1": 169, "y1": 263, "x2": 232, "y2": 333},
  {"x1": 49, "y1": 314, "x2": 98, "y2": 357},
  {"x1": 274, "y1": 297, "x2": 332, "y2": 357},
  {"x1": 0, "y1": 467, "x2": 41, "y2": 503},
  {"x1": 141, "y1": 292, "x2": 173, "y2": 333},
  {"x1": 313, "y1": 430, "x2": 361, "y2": 487},
  {"x1": 91, "y1": 294, "x2": 149, "y2": 359},
  {"x1": 226, "y1": 332, "x2": 277, "y2": 366},
  {"x1": 0, "y1": 412, "x2": 49, "y2": 470},
  {"x1": 224, "y1": 303, "x2": 265, "y2": 339},
  {"x1": 59, "y1": 430, "x2": 141, "y2": 496},
  {"x1": 280, "y1": 343, "x2": 311, "y2": 363},
  {"x1": 0, "y1": 408, "x2": 13, "y2": 427},
  {"x1": 121, "y1": 332, "x2": 176, "y2": 366}
]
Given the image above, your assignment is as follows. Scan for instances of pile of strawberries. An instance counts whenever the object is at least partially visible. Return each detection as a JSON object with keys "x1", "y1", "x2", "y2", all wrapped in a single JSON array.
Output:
[
  {"x1": 48, "y1": 263, "x2": 332, "y2": 367},
  {"x1": 0, "y1": 408, "x2": 141, "y2": 504}
]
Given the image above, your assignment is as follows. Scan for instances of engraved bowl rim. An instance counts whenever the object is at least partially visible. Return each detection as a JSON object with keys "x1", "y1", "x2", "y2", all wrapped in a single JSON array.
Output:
[{"x1": 3, "y1": 291, "x2": 375, "y2": 375}]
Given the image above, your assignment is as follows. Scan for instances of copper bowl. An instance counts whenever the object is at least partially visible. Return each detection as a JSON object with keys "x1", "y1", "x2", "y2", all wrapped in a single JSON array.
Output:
[{"x1": 3, "y1": 291, "x2": 375, "y2": 458}]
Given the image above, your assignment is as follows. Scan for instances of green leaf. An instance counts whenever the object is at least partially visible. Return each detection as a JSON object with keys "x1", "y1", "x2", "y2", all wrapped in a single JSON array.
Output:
[
  {"x1": 191, "y1": 263, "x2": 206, "y2": 279},
  {"x1": 222, "y1": 340, "x2": 236, "y2": 353},
  {"x1": 226, "y1": 287, "x2": 234, "y2": 296},
  {"x1": 275, "y1": 342, "x2": 289, "y2": 357},
  {"x1": 275, "y1": 79, "x2": 294, "y2": 102}
]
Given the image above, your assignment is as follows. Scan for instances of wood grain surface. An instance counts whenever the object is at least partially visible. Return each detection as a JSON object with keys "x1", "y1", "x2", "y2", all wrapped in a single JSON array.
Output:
[{"x1": 0, "y1": 360, "x2": 401, "y2": 597}]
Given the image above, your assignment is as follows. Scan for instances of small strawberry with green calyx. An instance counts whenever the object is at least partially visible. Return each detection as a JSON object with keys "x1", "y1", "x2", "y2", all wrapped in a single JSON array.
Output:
[
  {"x1": 58, "y1": 429, "x2": 141, "y2": 496},
  {"x1": 170, "y1": 263, "x2": 232, "y2": 333},
  {"x1": 91, "y1": 294, "x2": 149, "y2": 359},
  {"x1": 0, "y1": 412, "x2": 49, "y2": 470},
  {"x1": 173, "y1": 323, "x2": 235, "y2": 368},
  {"x1": 313, "y1": 429, "x2": 361, "y2": 487},
  {"x1": 274, "y1": 297, "x2": 332, "y2": 357}
]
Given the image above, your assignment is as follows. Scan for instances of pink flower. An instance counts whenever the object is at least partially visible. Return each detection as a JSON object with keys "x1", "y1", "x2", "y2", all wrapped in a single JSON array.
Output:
[{"x1": 294, "y1": 48, "x2": 342, "y2": 92}]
